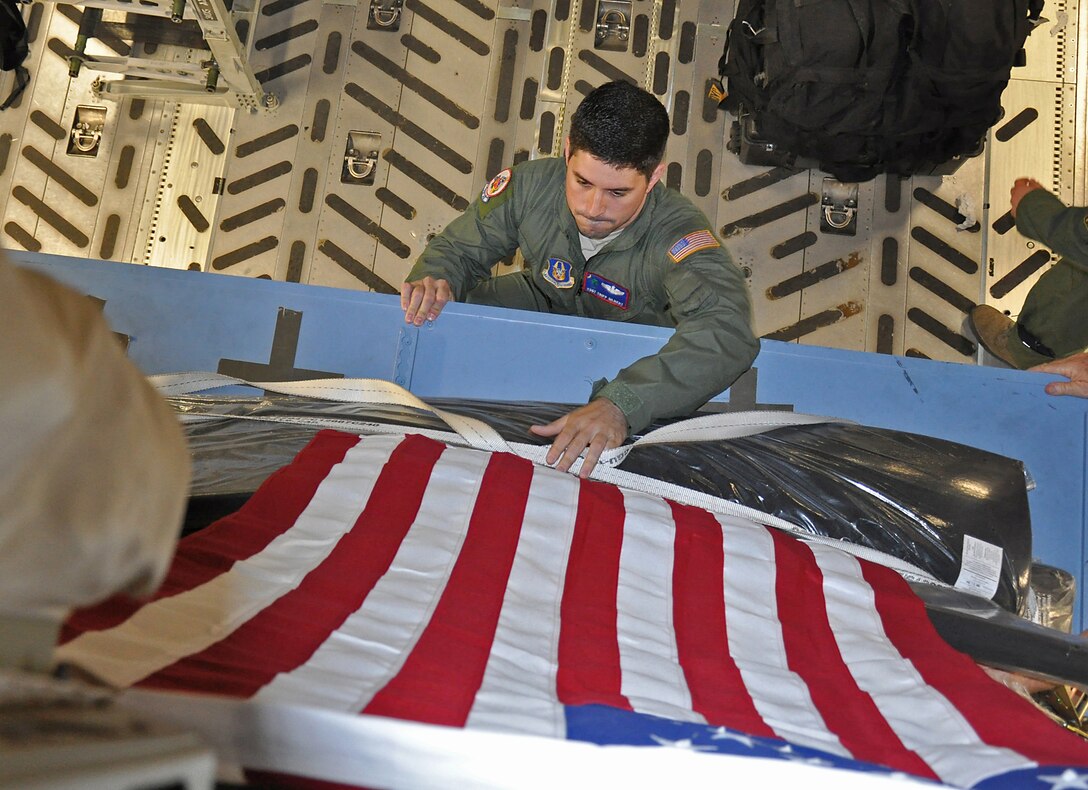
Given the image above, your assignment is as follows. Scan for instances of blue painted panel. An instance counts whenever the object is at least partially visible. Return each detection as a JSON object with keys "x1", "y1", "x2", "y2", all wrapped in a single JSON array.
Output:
[{"x1": 10, "y1": 250, "x2": 1087, "y2": 628}]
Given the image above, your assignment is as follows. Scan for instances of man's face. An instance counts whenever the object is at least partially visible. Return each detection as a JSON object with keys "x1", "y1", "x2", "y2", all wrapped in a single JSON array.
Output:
[{"x1": 564, "y1": 140, "x2": 664, "y2": 239}]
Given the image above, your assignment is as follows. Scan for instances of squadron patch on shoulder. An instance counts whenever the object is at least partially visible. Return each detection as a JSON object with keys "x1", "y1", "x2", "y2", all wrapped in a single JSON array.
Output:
[
  {"x1": 668, "y1": 229, "x2": 720, "y2": 263},
  {"x1": 481, "y1": 168, "x2": 512, "y2": 203},
  {"x1": 542, "y1": 257, "x2": 575, "y2": 288}
]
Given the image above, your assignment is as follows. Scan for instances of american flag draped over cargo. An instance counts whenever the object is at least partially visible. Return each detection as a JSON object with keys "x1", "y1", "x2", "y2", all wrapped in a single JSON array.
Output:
[{"x1": 59, "y1": 431, "x2": 1088, "y2": 788}]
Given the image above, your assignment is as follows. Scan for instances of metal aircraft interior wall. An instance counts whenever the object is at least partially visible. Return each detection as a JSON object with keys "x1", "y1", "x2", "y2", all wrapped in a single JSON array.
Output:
[{"x1": 0, "y1": 0, "x2": 1083, "y2": 364}]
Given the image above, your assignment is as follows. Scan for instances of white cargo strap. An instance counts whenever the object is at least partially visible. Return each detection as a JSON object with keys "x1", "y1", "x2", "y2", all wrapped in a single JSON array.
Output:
[
  {"x1": 151, "y1": 372, "x2": 844, "y2": 468},
  {"x1": 152, "y1": 372, "x2": 512, "y2": 455},
  {"x1": 151, "y1": 372, "x2": 943, "y2": 586}
]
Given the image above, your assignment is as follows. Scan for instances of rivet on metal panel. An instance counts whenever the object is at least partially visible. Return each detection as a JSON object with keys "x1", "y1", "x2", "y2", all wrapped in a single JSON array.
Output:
[{"x1": 584, "y1": 338, "x2": 596, "y2": 350}]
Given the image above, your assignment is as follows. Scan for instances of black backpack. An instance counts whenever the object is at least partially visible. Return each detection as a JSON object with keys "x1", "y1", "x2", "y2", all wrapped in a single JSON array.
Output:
[
  {"x1": 718, "y1": 0, "x2": 1044, "y2": 182},
  {"x1": 1, "y1": 0, "x2": 29, "y2": 109}
]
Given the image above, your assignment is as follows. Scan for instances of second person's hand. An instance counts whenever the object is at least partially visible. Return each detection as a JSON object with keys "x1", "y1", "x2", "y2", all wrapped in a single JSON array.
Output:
[{"x1": 1010, "y1": 177, "x2": 1044, "y2": 219}]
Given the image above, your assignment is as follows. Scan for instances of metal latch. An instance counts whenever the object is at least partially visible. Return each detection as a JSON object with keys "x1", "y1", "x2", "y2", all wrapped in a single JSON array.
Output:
[
  {"x1": 67, "y1": 105, "x2": 106, "y2": 157},
  {"x1": 595, "y1": 1, "x2": 631, "y2": 51},
  {"x1": 820, "y1": 178, "x2": 859, "y2": 236},
  {"x1": 368, "y1": 0, "x2": 403, "y2": 30},
  {"x1": 342, "y1": 131, "x2": 381, "y2": 184}
]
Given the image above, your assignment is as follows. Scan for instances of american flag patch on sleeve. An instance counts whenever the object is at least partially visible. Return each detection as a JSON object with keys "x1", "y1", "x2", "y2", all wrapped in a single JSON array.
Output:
[{"x1": 668, "y1": 229, "x2": 720, "y2": 263}]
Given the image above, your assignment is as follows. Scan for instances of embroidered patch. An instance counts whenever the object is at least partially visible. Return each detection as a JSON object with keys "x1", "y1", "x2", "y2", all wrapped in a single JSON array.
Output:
[
  {"x1": 583, "y1": 272, "x2": 629, "y2": 309},
  {"x1": 668, "y1": 229, "x2": 720, "y2": 263},
  {"x1": 542, "y1": 257, "x2": 575, "y2": 289},
  {"x1": 480, "y1": 168, "x2": 512, "y2": 203}
]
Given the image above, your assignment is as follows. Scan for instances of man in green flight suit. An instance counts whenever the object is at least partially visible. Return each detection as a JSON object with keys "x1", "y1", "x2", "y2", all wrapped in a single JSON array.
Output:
[
  {"x1": 970, "y1": 177, "x2": 1088, "y2": 369},
  {"x1": 400, "y1": 80, "x2": 759, "y2": 478}
]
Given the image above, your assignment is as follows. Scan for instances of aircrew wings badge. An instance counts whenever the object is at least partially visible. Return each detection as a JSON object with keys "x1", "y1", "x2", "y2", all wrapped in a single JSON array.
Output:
[
  {"x1": 481, "y1": 168, "x2": 512, "y2": 203},
  {"x1": 668, "y1": 229, "x2": 720, "y2": 263}
]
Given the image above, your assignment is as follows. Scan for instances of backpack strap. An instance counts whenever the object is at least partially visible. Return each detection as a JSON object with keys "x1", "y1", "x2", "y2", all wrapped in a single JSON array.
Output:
[{"x1": 0, "y1": 65, "x2": 28, "y2": 111}]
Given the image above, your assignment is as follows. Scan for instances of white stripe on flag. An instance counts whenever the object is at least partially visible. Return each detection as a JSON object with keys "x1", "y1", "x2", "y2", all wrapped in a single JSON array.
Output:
[
  {"x1": 466, "y1": 466, "x2": 581, "y2": 736},
  {"x1": 55, "y1": 435, "x2": 399, "y2": 688},
  {"x1": 617, "y1": 489, "x2": 700, "y2": 723},
  {"x1": 810, "y1": 545, "x2": 1035, "y2": 786},
  {"x1": 255, "y1": 443, "x2": 491, "y2": 710},
  {"x1": 716, "y1": 514, "x2": 850, "y2": 758}
]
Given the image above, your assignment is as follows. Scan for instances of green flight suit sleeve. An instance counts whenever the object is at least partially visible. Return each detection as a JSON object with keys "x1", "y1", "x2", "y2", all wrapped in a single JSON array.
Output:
[
  {"x1": 593, "y1": 243, "x2": 760, "y2": 435},
  {"x1": 1016, "y1": 190, "x2": 1088, "y2": 275},
  {"x1": 407, "y1": 175, "x2": 522, "y2": 300}
]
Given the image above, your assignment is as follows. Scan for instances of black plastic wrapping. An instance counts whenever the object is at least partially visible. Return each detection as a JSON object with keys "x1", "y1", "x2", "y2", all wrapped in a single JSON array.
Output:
[{"x1": 175, "y1": 394, "x2": 1033, "y2": 613}]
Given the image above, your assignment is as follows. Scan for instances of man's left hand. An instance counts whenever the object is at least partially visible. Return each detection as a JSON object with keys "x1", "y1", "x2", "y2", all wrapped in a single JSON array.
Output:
[{"x1": 529, "y1": 398, "x2": 628, "y2": 479}]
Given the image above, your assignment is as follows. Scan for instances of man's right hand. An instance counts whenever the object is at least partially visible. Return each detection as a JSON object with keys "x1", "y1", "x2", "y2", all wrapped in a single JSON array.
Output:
[
  {"x1": 401, "y1": 276, "x2": 453, "y2": 326},
  {"x1": 1010, "y1": 177, "x2": 1044, "y2": 219}
]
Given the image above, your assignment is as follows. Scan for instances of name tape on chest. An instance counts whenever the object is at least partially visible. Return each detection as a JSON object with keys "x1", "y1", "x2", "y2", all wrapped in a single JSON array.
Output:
[
  {"x1": 583, "y1": 271, "x2": 629, "y2": 309},
  {"x1": 668, "y1": 229, "x2": 720, "y2": 263}
]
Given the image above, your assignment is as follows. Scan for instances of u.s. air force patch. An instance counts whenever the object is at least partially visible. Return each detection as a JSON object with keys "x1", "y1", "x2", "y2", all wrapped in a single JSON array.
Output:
[
  {"x1": 543, "y1": 257, "x2": 574, "y2": 288},
  {"x1": 668, "y1": 229, "x2": 720, "y2": 263},
  {"x1": 481, "y1": 168, "x2": 512, "y2": 203}
]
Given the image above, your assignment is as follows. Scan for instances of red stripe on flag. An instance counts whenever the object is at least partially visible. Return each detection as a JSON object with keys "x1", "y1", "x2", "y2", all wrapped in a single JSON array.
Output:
[
  {"x1": 862, "y1": 561, "x2": 1088, "y2": 766},
  {"x1": 770, "y1": 531, "x2": 938, "y2": 779},
  {"x1": 60, "y1": 430, "x2": 362, "y2": 644},
  {"x1": 556, "y1": 479, "x2": 630, "y2": 709},
  {"x1": 136, "y1": 434, "x2": 445, "y2": 697},
  {"x1": 364, "y1": 452, "x2": 534, "y2": 725},
  {"x1": 670, "y1": 501, "x2": 775, "y2": 737}
]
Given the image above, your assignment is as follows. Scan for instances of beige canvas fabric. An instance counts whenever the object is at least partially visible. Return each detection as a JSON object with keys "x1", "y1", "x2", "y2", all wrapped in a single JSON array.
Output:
[{"x1": 0, "y1": 256, "x2": 190, "y2": 624}]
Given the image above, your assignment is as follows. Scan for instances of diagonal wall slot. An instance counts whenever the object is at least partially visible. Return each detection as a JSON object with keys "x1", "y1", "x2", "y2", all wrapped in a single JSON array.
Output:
[
  {"x1": 721, "y1": 192, "x2": 818, "y2": 237},
  {"x1": 906, "y1": 307, "x2": 974, "y2": 356},
  {"x1": 326, "y1": 193, "x2": 412, "y2": 259},
  {"x1": 351, "y1": 41, "x2": 481, "y2": 129},
  {"x1": 345, "y1": 84, "x2": 473, "y2": 175},
  {"x1": 910, "y1": 227, "x2": 979, "y2": 274}
]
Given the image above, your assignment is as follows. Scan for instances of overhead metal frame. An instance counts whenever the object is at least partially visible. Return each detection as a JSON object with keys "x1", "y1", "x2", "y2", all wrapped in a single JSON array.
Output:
[{"x1": 43, "y1": 0, "x2": 274, "y2": 111}]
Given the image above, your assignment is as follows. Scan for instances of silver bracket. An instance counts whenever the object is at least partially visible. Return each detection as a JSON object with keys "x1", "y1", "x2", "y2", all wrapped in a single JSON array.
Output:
[
  {"x1": 67, "y1": 105, "x2": 107, "y2": 158},
  {"x1": 820, "y1": 178, "x2": 859, "y2": 236},
  {"x1": 392, "y1": 326, "x2": 418, "y2": 388},
  {"x1": 595, "y1": 1, "x2": 631, "y2": 52},
  {"x1": 368, "y1": 0, "x2": 403, "y2": 31},
  {"x1": 342, "y1": 131, "x2": 381, "y2": 184}
]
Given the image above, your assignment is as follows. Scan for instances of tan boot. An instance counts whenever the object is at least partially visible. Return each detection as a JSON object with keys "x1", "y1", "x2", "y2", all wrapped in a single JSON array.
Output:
[{"x1": 968, "y1": 305, "x2": 1053, "y2": 369}]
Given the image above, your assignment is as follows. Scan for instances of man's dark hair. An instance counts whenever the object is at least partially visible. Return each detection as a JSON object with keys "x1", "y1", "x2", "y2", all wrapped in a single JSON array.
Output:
[{"x1": 568, "y1": 80, "x2": 669, "y2": 178}]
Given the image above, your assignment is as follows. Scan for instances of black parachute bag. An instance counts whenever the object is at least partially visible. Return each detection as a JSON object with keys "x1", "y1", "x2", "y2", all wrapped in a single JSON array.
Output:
[
  {"x1": 718, "y1": 0, "x2": 1044, "y2": 181},
  {"x1": 175, "y1": 395, "x2": 1034, "y2": 615},
  {"x1": 0, "y1": 0, "x2": 30, "y2": 110}
]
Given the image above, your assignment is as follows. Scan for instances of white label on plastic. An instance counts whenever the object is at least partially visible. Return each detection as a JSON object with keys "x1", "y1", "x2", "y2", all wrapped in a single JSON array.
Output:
[{"x1": 953, "y1": 535, "x2": 1004, "y2": 599}]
